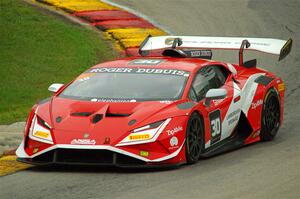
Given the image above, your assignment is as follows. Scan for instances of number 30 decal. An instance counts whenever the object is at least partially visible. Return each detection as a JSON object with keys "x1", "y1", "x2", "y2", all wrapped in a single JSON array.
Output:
[
  {"x1": 211, "y1": 117, "x2": 221, "y2": 137},
  {"x1": 209, "y1": 110, "x2": 222, "y2": 144}
]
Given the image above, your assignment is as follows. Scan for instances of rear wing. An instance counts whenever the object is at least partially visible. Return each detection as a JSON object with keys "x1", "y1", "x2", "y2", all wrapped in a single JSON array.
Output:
[{"x1": 139, "y1": 36, "x2": 293, "y2": 62}]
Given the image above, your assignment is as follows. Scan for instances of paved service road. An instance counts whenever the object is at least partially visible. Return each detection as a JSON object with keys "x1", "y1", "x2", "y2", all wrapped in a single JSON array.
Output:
[{"x1": 0, "y1": 1, "x2": 299, "y2": 198}]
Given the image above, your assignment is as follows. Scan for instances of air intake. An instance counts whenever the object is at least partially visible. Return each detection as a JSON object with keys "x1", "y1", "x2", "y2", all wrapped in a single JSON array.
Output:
[
  {"x1": 106, "y1": 113, "x2": 131, "y2": 117},
  {"x1": 92, "y1": 114, "x2": 103, "y2": 124}
]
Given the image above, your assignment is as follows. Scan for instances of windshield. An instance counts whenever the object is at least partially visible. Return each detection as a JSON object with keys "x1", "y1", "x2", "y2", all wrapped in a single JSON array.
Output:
[{"x1": 59, "y1": 67, "x2": 190, "y2": 102}]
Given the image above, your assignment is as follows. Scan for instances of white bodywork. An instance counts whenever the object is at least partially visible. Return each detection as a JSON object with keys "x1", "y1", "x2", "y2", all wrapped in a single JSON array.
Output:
[
  {"x1": 141, "y1": 36, "x2": 288, "y2": 55},
  {"x1": 205, "y1": 73, "x2": 264, "y2": 148},
  {"x1": 16, "y1": 140, "x2": 185, "y2": 163}
]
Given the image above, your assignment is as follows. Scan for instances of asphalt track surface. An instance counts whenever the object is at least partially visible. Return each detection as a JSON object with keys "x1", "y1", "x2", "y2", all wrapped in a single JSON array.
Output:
[{"x1": 0, "y1": 1, "x2": 299, "y2": 198}]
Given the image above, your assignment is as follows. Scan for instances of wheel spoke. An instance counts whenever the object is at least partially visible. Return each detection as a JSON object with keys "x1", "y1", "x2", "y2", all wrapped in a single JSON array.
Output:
[
  {"x1": 264, "y1": 95, "x2": 280, "y2": 131},
  {"x1": 187, "y1": 116, "x2": 203, "y2": 161}
]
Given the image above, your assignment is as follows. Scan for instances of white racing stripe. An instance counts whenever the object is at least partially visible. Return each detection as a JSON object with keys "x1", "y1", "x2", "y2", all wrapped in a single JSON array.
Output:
[
  {"x1": 205, "y1": 73, "x2": 265, "y2": 148},
  {"x1": 220, "y1": 82, "x2": 241, "y2": 140},
  {"x1": 241, "y1": 73, "x2": 265, "y2": 116}
]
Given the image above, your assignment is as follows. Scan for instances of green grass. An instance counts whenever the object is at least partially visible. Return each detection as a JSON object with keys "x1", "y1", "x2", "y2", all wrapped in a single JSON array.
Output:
[{"x1": 0, "y1": 0, "x2": 116, "y2": 124}]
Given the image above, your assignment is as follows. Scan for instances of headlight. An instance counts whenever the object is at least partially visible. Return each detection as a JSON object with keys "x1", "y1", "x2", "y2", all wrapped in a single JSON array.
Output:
[
  {"x1": 116, "y1": 118, "x2": 171, "y2": 146},
  {"x1": 28, "y1": 114, "x2": 54, "y2": 144}
]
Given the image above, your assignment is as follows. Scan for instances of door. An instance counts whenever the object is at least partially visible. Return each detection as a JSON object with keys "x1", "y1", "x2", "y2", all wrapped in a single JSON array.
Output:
[{"x1": 189, "y1": 65, "x2": 242, "y2": 148}]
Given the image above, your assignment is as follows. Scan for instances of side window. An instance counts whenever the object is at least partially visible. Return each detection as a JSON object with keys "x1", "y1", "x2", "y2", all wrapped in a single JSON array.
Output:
[
  {"x1": 200, "y1": 65, "x2": 229, "y2": 89},
  {"x1": 190, "y1": 72, "x2": 210, "y2": 101},
  {"x1": 188, "y1": 87, "x2": 198, "y2": 102},
  {"x1": 189, "y1": 65, "x2": 229, "y2": 102},
  {"x1": 211, "y1": 66, "x2": 229, "y2": 86}
]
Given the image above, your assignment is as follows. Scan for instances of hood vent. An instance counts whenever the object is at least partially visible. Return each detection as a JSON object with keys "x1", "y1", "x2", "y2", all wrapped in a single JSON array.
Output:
[
  {"x1": 106, "y1": 112, "x2": 131, "y2": 117},
  {"x1": 71, "y1": 112, "x2": 93, "y2": 117},
  {"x1": 92, "y1": 114, "x2": 103, "y2": 124}
]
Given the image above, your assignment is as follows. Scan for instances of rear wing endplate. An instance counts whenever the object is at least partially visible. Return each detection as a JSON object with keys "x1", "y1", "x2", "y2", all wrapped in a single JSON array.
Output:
[{"x1": 139, "y1": 36, "x2": 293, "y2": 61}]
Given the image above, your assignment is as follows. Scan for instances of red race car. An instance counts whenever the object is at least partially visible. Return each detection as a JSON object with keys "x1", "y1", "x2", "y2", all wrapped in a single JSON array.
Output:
[{"x1": 16, "y1": 36, "x2": 292, "y2": 167}]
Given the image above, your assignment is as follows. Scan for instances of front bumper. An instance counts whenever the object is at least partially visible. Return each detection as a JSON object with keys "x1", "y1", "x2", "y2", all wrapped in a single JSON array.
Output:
[
  {"x1": 16, "y1": 140, "x2": 185, "y2": 167},
  {"x1": 18, "y1": 149, "x2": 147, "y2": 167}
]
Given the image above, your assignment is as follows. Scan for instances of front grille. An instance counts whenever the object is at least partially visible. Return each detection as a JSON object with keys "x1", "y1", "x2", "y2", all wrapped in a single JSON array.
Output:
[
  {"x1": 56, "y1": 149, "x2": 113, "y2": 164},
  {"x1": 32, "y1": 149, "x2": 146, "y2": 166},
  {"x1": 116, "y1": 153, "x2": 146, "y2": 165},
  {"x1": 32, "y1": 150, "x2": 55, "y2": 163}
]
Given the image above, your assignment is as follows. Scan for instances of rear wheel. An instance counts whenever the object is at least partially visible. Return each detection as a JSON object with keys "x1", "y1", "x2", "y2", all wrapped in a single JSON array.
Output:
[
  {"x1": 260, "y1": 88, "x2": 281, "y2": 141},
  {"x1": 186, "y1": 112, "x2": 204, "y2": 164}
]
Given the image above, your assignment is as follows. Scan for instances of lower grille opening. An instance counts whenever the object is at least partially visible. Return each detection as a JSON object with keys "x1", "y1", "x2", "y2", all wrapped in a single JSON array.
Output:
[
  {"x1": 56, "y1": 149, "x2": 113, "y2": 164},
  {"x1": 32, "y1": 149, "x2": 146, "y2": 166},
  {"x1": 32, "y1": 150, "x2": 54, "y2": 163},
  {"x1": 116, "y1": 153, "x2": 146, "y2": 166}
]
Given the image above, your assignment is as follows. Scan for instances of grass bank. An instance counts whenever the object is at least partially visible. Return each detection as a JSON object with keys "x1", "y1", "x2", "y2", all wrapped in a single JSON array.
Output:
[{"x1": 0, "y1": 0, "x2": 116, "y2": 124}]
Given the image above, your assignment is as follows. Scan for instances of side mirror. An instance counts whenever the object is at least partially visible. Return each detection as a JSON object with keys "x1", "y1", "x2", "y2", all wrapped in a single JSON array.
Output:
[
  {"x1": 48, "y1": 83, "x2": 64, "y2": 93},
  {"x1": 204, "y1": 88, "x2": 227, "y2": 107}
]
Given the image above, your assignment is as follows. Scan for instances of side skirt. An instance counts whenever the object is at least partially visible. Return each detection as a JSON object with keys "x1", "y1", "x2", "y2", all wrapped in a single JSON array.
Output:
[{"x1": 200, "y1": 111, "x2": 253, "y2": 158}]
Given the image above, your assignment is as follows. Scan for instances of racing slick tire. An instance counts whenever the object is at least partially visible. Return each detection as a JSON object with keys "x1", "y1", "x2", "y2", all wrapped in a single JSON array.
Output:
[
  {"x1": 260, "y1": 88, "x2": 281, "y2": 141},
  {"x1": 185, "y1": 112, "x2": 204, "y2": 164}
]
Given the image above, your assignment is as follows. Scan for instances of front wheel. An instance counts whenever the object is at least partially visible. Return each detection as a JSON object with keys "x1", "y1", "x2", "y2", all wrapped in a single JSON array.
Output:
[
  {"x1": 260, "y1": 88, "x2": 281, "y2": 141},
  {"x1": 185, "y1": 112, "x2": 204, "y2": 164}
]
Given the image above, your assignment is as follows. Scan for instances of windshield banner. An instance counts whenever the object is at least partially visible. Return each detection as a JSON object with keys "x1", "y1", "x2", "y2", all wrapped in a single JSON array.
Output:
[{"x1": 87, "y1": 68, "x2": 190, "y2": 77}]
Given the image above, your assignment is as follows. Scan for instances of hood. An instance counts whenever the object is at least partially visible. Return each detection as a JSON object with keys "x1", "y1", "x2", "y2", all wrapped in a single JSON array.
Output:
[{"x1": 35, "y1": 97, "x2": 191, "y2": 145}]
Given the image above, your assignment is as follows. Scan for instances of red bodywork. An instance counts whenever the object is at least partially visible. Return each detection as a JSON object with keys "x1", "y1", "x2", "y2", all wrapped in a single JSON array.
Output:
[{"x1": 17, "y1": 56, "x2": 285, "y2": 167}]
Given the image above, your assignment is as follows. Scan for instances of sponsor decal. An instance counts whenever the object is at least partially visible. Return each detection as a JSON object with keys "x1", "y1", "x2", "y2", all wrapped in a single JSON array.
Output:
[
  {"x1": 170, "y1": 136, "x2": 179, "y2": 147},
  {"x1": 226, "y1": 109, "x2": 240, "y2": 126},
  {"x1": 88, "y1": 67, "x2": 189, "y2": 77},
  {"x1": 139, "y1": 151, "x2": 149, "y2": 157},
  {"x1": 129, "y1": 134, "x2": 150, "y2": 141},
  {"x1": 71, "y1": 139, "x2": 96, "y2": 145},
  {"x1": 129, "y1": 59, "x2": 164, "y2": 65},
  {"x1": 191, "y1": 50, "x2": 210, "y2": 57},
  {"x1": 251, "y1": 99, "x2": 263, "y2": 110},
  {"x1": 90, "y1": 98, "x2": 136, "y2": 103},
  {"x1": 209, "y1": 110, "x2": 222, "y2": 144},
  {"x1": 160, "y1": 100, "x2": 172, "y2": 104},
  {"x1": 167, "y1": 126, "x2": 183, "y2": 136},
  {"x1": 228, "y1": 116, "x2": 239, "y2": 126},
  {"x1": 134, "y1": 68, "x2": 187, "y2": 76},
  {"x1": 182, "y1": 49, "x2": 212, "y2": 59},
  {"x1": 278, "y1": 83, "x2": 285, "y2": 92},
  {"x1": 90, "y1": 68, "x2": 133, "y2": 73}
]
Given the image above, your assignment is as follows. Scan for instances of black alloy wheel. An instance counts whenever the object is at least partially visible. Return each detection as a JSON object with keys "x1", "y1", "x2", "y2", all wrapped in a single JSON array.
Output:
[
  {"x1": 261, "y1": 88, "x2": 281, "y2": 141},
  {"x1": 186, "y1": 112, "x2": 204, "y2": 164}
]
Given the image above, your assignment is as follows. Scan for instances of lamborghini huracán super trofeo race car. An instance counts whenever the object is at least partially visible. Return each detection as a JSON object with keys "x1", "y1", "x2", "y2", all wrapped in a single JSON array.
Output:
[{"x1": 17, "y1": 36, "x2": 292, "y2": 167}]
